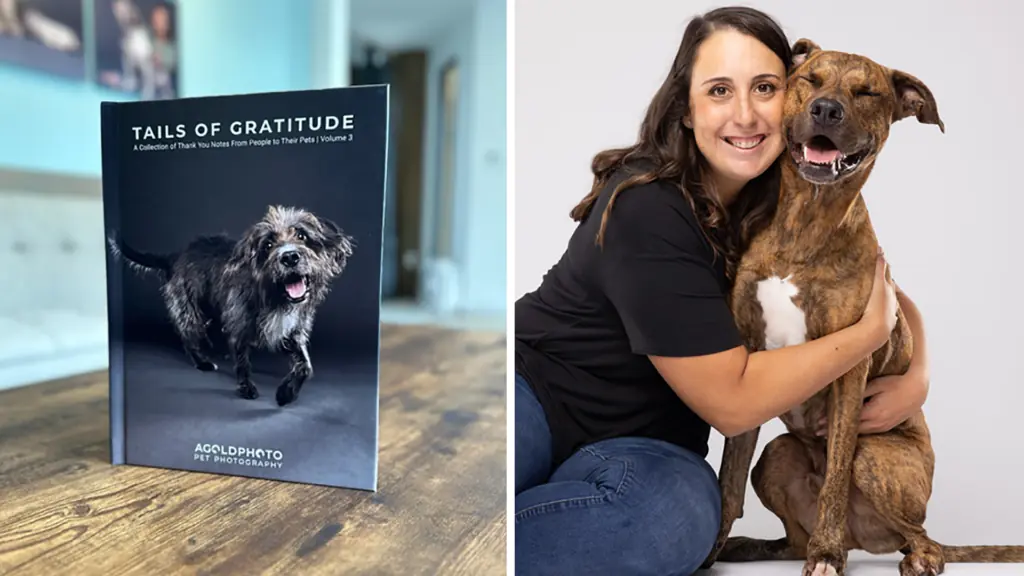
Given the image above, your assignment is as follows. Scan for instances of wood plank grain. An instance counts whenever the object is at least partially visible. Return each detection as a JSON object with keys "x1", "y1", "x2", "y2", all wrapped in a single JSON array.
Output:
[{"x1": 0, "y1": 324, "x2": 507, "y2": 576}]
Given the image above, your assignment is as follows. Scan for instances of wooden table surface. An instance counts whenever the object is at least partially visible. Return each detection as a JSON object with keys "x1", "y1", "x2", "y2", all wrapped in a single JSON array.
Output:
[{"x1": 0, "y1": 324, "x2": 507, "y2": 576}]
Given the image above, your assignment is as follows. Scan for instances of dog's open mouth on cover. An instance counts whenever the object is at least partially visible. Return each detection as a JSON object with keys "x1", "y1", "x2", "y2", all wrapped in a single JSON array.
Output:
[
  {"x1": 788, "y1": 131, "x2": 871, "y2": 185},
  {"x1": 282, "y1": 273, "x2": 309, "y2": 303}
]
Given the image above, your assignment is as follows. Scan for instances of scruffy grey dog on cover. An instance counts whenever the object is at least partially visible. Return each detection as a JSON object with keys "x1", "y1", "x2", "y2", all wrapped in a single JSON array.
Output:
[{"x1": 108, "y1": 205, "x2": 356, "y2": 406}]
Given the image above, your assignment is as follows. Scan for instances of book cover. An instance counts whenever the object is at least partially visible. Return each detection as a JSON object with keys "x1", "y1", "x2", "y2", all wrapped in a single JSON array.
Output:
[{"x1": 101, "y1": 85, "x2": 389, "y2": 491}]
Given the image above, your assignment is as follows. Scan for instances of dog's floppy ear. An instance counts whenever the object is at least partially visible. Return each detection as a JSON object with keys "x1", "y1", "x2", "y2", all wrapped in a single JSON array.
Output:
[
  {"x1": 319, "y1": 217, "x2": 355, "y2": 270},
  {"x1": 230, "y1": 225, "x2": 263, "y2": 267},
  {"x1": 889, "y1": 69, "x2": 945, "y2": 133},
  {"x1": 791, "y1": 38, "x2": 821, "y2": 68}
]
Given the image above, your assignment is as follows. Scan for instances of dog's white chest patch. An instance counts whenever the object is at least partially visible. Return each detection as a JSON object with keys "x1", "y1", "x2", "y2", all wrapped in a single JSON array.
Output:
[
  {"x1": 261, "y1": 309, "x2": 300, "y2": 349},
  {"x1": 755, "y1": 274, "x2": 808, "y2": 350},
  {"x1": 756, "y1": 274, "x2": 810, "y2": 428}
]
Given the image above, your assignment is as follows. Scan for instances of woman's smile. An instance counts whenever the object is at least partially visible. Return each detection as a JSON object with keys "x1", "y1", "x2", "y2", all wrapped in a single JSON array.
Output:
[{"x1": 723, "y1": 134, "x2": 768, "y2": 152}]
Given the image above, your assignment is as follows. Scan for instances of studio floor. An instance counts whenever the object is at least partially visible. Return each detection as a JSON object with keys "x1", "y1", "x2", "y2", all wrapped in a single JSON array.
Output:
[
  {"x1": 702, "y1": 552, "x2": 1023, "y2": 574},
  {"x1": 119, "y1": 341, "x2": 379, "y2": 490}
]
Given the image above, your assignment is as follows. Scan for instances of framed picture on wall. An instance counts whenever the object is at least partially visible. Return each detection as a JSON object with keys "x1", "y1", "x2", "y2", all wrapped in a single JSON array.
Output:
[
  {"x1": 93, "y1": 0, "x2": 177, "y2": 100},
  {"x1": 0, "y1": 0, "x2": 85, "y2": 79}
]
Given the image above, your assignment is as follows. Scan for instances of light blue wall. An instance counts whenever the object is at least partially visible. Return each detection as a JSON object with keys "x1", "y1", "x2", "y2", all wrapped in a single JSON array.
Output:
[
  {"x1": 0, "y1": 0, "x2": 506, "y2": 315},
  {"x1": 177, "y1": 0, "x2": 312, "y2": 97},
  {"x1": 421, "y1": 0, "x2": 506, "y2": 314},
  {"x1": 0, "y1": 64, "x2": 130, "y2": 177},
  {"x1": 463, "y1": 0, "x2": 506, "y2": 314},
  {"x1": 0, "y1": 0, "x2": 314, "y2": 178}
]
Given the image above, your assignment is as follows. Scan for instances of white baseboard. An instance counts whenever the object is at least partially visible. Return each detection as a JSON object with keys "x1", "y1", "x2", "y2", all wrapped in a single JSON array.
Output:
[
  {"x1": 381, "y1": 298, "x2": 505, "y2": 333},
  {"x1": 0, "y1": 347, "x2": 107, "y2": 391}
]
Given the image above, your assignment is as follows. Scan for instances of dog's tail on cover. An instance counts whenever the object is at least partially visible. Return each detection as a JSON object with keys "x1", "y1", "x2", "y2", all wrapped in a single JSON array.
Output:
[
  {"x1": 106, "y1": 230, "x2": 173, "y2": 281},
  {"x1": 941, "y1": 544, "x2": 1024, "y2": 563}
]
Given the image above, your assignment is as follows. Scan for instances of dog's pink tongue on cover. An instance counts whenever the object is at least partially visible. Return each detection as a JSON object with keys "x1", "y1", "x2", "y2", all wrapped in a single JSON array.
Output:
[
  {"x1": 286, "y1": 280, "x2": 306, "y2": 298},
  {"x1": 806, "y1": 145, "x2": 840, "y2": 164}
]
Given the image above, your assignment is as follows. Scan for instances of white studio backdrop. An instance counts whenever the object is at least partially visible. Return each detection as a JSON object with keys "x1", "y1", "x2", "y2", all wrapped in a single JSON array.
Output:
[{"x1": 514, "y1": 0, "x2": 1024, "y2": 566}]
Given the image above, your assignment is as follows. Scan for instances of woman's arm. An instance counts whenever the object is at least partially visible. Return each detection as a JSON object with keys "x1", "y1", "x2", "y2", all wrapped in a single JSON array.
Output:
[
  {"x1": 652, "y1": 316, "x2": 886, "y2": 437},
  {"x1": 651, "y1": 254, "x2": 898, "y2": 437},
  {"x1": 896, "y1": 286, "x2": 929, "y2": 383}
]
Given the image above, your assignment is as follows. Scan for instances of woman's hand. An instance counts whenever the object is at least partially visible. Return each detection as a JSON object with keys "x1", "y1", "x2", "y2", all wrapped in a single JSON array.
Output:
[
  {"x1": 860, "y1": 248, "x2": 899, "y2": 347},
  {"x1": 815, "y1": 368, "x2": 929, "y2": 436},
  {"x1": 859, "y1": 369, "x2": 929, "y2": 433},
  {"x1": 816, "y1": 280, "x2": 931, "y2": 437}
]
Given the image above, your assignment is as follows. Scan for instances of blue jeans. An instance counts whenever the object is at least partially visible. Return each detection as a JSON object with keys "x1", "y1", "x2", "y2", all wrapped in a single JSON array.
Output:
[{"x1": 514, "y1": 372, "x2": 722, "y2": 576}]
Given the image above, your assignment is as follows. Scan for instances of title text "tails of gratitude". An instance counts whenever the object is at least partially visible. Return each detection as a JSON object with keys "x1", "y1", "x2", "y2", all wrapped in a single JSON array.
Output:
[{"x1": 132, "y1": 115, "x2": 355, "y2": 141}]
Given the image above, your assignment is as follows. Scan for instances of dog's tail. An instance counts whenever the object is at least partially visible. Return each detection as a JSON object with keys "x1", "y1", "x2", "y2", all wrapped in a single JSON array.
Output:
[
  {"x1": 107, "y1": 230, "x2": 173, "y2": 281},
  {"x1": 941, "y1": 544, "x2": 1024, "y2": 563}
]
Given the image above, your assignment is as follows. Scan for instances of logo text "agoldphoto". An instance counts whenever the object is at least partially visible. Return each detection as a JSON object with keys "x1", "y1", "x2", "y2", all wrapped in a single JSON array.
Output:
[{"x1": 193, "y1": 442, "x2": 284, "y2": 469}]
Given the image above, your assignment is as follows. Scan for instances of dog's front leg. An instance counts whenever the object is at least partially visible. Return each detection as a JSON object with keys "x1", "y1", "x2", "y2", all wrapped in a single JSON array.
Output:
[
  {"x1": 701, "y1": 426, "x2": 761, "y2": 568},
  {"x1": 276, "y1": 338, "x2": 312, "y2": 407},
  {"x1": 803, "y1": 361, "x2": 870, "y2": 576},
  {"x1": 231, "y1": 337, "x2": 258, "y2": 400}
]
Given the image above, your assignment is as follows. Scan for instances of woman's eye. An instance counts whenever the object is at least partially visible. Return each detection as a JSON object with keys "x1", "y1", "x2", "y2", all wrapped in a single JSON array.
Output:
[
  {"x1": 756, "y1": 83, "x2": 775, "y2": 94},
  {"x1": 710, "y1": 86, "x2": 728, "y2": 97}
]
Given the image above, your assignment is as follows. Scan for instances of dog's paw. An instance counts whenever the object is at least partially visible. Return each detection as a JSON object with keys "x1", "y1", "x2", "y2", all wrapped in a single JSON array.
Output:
[
  {"x1": 899, "y1": 552, "x2": 943, "y2": 576},
  {"x1": 237, "y1": 382, "x2": 259, "y2": 400},
  {"x1": 699, "y1": 548, "x2": 720, "y2": 570},
  {"x1": 804, "y1": 535, "x2": 847, "y2": 576},
  {"x1": 195, "y1": 360, "x2": 218, "y2": 372},
  {"x1": 803, "y1": 558, "x2": 843, "y2": 576},
  {"x1": 700, "y1": 529, "x2": 732, "y2": 568},
  {"x1": 276, "y1": 384, "x2": 297, "y2": 406}
]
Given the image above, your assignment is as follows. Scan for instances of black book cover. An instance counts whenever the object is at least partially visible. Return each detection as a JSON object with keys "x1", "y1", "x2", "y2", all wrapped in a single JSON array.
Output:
[{"x1": 101, "y1": 85, "x2": 389, "y2": 491}]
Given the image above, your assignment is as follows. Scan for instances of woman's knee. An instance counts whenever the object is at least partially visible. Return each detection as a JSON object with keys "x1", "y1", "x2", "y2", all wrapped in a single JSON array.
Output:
[
  {"x1": 515, "y1": 373, "x2": 553, "y2": 493},
  {"x1": 629, "y1": 447, "x2": 721, "y2": 573},
  {"x1": 534, "y1": 437, "x2": 722, "y2": 574}
]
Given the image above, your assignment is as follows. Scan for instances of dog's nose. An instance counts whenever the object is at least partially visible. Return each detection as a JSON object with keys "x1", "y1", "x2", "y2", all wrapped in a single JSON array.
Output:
[
  {"x1": 281, "y1": 251, "x2": 300, "y2": 268},
  {"x1": 810, "y1": 98, "x2": 844, "y2": 126}
]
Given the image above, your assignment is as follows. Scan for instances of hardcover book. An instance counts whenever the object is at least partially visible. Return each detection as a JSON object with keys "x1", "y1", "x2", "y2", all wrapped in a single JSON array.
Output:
[{"x1": 100, "y1": 85, "x2": 389, "y2": 491}]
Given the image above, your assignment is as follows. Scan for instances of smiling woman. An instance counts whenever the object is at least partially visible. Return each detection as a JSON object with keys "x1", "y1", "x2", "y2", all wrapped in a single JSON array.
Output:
[
  {"x1": 685, "y1": 27, "x2": 787, "y2": 206},
  {"x1": 512, "y1": 4, "x2": 908, "y2": 574}
]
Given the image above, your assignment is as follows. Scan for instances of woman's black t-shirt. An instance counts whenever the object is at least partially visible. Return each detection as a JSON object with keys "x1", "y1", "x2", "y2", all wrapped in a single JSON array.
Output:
[{"x1": 515, "y1": 163, "x2": 744, "y2": 467}]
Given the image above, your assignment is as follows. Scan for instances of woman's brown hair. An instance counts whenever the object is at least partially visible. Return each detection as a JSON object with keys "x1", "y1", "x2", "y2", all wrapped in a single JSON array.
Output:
[{"x1": 570, "y1": 6, "x2": 793, "y2": 282}]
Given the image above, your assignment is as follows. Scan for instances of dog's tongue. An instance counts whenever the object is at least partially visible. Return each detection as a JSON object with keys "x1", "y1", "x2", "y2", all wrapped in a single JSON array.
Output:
[
  {"x1": 805, "y1": 144, "x2": 840, "y2": 164},
  {"x1": 286, "y1": 279, "x2": 306, "y2": 299}
]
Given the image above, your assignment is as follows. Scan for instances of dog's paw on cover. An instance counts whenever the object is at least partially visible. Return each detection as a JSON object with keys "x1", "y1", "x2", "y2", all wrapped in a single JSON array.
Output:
[
  {"x1": 276, "y1": 384, "x2": 297, "y2": 406},
  {"x1": 195, "y1": 360, "x2": 218, "y2": 372},
  {"x1": 237, "y1": 382, "x2": 259, "y2": 400}
]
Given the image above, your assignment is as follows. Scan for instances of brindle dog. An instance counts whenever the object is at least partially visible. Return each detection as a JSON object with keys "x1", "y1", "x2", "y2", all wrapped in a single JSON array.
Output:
[{"x1": 700, "y1": 40, "x2": 1024, "y2": 576}]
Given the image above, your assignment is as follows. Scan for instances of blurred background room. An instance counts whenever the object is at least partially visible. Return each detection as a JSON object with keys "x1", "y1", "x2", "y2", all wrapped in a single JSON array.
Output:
[{"x1": 0, "y1": 0, "x2": 507, "y2": 391}]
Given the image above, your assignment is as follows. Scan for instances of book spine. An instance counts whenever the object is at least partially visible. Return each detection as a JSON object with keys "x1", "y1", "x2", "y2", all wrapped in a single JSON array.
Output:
[{"x1": 100, "y1": 102, "x2": 126, "y2": 465}]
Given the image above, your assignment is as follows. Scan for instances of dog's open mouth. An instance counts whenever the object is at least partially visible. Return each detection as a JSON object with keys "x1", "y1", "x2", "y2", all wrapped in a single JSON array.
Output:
[
  {"x1": 790, "y1": 133, "x2": 870, "y2": 184},
  {"x1": 283, "y1": 274, "x2": 308, "y2": 303}
]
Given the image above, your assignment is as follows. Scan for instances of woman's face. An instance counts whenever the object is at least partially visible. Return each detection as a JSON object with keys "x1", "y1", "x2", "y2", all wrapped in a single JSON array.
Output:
[{"x1": 687, "y1": 28, "x2": 786, "y2": 199}]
